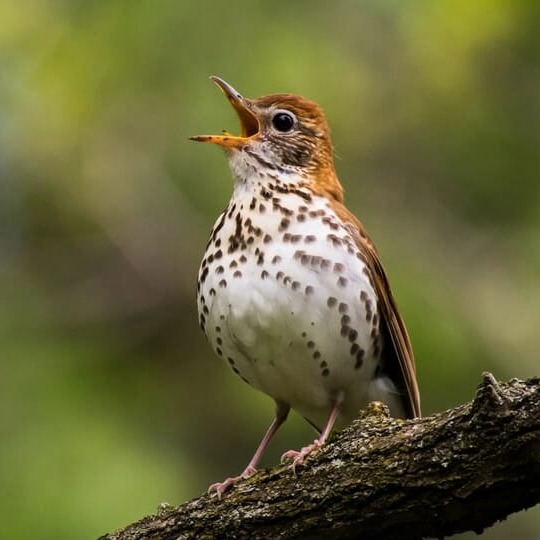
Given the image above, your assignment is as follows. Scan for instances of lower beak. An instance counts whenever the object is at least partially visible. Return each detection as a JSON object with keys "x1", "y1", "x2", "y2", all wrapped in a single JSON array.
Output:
[{"x1": 190, "y1": 76, "x2": 260, "y2": 148}]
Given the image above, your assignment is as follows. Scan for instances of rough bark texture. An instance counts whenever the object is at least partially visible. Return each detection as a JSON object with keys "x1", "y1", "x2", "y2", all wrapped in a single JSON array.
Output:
[{"x1": 99, "y1": 374, "x2": 540, "y2": 540}]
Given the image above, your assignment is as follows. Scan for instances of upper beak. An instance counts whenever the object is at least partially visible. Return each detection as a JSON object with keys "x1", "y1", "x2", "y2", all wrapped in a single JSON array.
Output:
[{"x1": 190, "y1": 76, "x2": 260, "y2": 148}]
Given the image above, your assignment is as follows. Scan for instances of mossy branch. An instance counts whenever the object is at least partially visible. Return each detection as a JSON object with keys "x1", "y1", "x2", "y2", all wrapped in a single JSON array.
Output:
[{"x1": 100, "y1": 374, "x2": 540, "y2": 540}]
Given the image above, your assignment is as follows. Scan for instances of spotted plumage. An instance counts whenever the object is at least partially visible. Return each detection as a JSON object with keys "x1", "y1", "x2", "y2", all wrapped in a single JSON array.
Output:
[{"x1": 191, "y1": 76, "x2": 421, "y2": 498}]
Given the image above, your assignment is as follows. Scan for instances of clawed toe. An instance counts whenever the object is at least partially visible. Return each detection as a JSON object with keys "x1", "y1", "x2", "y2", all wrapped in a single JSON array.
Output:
[
  {"x1": 208, "y1": 477, "x2": 239, "y2": 499},
  {"x1": 207, "y1": 466, "x2": 258, "y2": 499},
  {"x1": 281, "y1": 440, "x2": 322, "y2": 474}
]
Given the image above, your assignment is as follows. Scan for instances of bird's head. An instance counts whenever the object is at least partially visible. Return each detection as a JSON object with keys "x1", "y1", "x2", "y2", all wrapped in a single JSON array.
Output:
[{"x1": 191, "y1": 76, "x2": 343, "y2": 201}]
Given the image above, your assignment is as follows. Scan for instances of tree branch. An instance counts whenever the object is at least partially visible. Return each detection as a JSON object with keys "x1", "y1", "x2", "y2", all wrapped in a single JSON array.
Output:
[{"x1": 100, "y1": 374, "x2": 540, "y2": 539}]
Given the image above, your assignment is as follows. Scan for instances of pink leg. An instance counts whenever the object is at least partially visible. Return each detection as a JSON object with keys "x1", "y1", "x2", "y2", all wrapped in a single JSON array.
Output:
[
  {"x1": 208, "y1": 401, "x2": 290, "y2": 499},
  {"x1": 281, "y1": 390, "x2": 345, "y2": 474}
]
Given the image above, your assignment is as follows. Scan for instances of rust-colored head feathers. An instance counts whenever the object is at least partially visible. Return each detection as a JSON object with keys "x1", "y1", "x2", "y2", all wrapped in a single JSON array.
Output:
[{"x1": 191, "y1": 76, "x2": 343, "y2": 202}]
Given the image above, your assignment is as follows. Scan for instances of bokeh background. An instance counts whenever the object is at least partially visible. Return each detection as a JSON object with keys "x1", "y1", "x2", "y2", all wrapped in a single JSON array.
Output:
[{"x1": 1, "y1": 1, "x2": 539, "y2": 538}]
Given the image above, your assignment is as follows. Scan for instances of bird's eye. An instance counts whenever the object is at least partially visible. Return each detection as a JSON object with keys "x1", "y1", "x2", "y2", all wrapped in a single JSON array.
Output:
[{"x1": 271, "y1": 111, "x2": 295, "y2": 133}]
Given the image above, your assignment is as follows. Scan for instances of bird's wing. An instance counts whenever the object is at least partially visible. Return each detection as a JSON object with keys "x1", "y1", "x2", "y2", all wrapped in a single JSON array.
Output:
[{"x1": 336, "y1": 205, "x2": 421, "y2": 418}]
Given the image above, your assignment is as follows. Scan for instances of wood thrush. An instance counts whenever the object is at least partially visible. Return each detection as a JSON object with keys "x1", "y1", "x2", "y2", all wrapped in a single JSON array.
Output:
[{"x1": 191, "y1": 76, "x2": 421, "y2": 498}]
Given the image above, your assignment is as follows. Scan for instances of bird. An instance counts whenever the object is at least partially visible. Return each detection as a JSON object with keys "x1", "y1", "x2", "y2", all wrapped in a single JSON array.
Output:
[{"x1": 191, "y1": 76, "x2": 420, "y2": 498}]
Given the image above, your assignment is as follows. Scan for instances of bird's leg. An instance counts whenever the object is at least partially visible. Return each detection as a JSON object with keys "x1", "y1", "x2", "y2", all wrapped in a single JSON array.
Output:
[
  {"x1": 281, "y1": 390, "x2": 345, "y2": 474},
  {"x1": 208, "y1": 401, "x2": 290, "y2": 498}
]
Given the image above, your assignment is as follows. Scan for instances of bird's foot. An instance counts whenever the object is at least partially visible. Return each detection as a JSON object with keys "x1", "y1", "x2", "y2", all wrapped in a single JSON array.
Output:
[
  {"x1": 207, "y1": 465, "x2": 257, "y2": 499},
  {"x1": 281, "y1": 439, "x2": 322, "y2": 475}
]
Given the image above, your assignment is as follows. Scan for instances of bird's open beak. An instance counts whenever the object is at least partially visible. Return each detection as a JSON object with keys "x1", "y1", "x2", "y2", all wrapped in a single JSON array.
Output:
[{"x1": 190, "y1": 76, "x2": 260, "y2": 148}]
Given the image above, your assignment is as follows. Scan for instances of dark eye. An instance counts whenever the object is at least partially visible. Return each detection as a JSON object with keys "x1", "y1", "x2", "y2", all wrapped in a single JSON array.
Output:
[{"x1": 272, "y1": 111, "x2": 295, "y2": 132}]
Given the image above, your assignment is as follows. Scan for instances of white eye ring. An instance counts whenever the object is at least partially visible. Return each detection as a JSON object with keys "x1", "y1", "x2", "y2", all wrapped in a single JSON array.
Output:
[{"x1": 271, "y1": 109, "x2": 297, "y2": 133}]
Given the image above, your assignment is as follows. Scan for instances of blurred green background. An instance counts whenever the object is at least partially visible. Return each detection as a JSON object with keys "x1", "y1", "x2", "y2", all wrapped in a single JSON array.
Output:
[{"x1": 1, "y1": 1, "x2": 539, "y2": 538}]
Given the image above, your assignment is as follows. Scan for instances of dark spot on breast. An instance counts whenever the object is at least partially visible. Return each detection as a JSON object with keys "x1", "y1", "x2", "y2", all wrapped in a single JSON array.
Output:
[
  {"x1": 219, "y1": 279, "x2": 227, "y2": 288},
  {"x1": 350, "y1": 343, "x2": 359, "y2": 355},
  {"x1": 228, "y1": 239, "x2": 240, "y2": 253},
  {"x1": 230, "y1": 260, "x2": 238, "y2": 268},
  {"x1": 215, "y1": 326, "x2": 221, "y2": 333},
  {"x1": 209, "y1": 288, "x2": 216, "y2": 296},
  {"x1": 216, "y1": 265, "x2": 224, "y2": 274},
  {"x1": 290, "y1": 235, "x2": 302, "y2": 243},
  {"x1": 327, "y1": 296, "x2": 337, "y2": 308},
  {"x1": 263, "y1": 234, "x2": 272, "y2": 243},
  {"x1": 327, "y1": 234, "x2": 342, "y2": 246},
  {"x1": 338, "y1": 302, "x2": 348, "y2": 314},
  {"x1": 239, "y1": 255, "x2": 247, "y2": 263},
  {"x1": 297, "y1": 214, "x2": 306, "y2": 222},
  {"x1": 259, "y1": 203, "x2": 266, "y2": 213},
  {"x1": 333, "y1": 262, "x2": 344, "y2": 273},
  {"x1": 355, "y1": 349, "x2": 365, "y2": 369},
  {"x1": 283, "y1": 233, "x2": 291, "y2": 242},
  {"x1": 272, "y1": 255, "x2": 282, "y2": 264},
  {"x1": 233, "y1": 270, "x2": 242, "y2": 278},
  {"x1": 348, "y1": 329, "x2": 358, "y2": 342},
  {"x1": 321, "y1": 368, "x2": 330, "y2": 377},
  {"x1": 305, "y1": 285, "x2": 314, "y2": 295},
  {"x1": 261, "y1": 270, "x2": 269, "y2": 279},
  {"x1": 276, "y1": 271, "x2": 284, "y2": 280},
  {"x1": 313, "y1": 350, "x2": 321, "y2": 359},
  {"x1": 216, "y1": 337, "x2": 222, "y2": 346},
  {"x1": 341, "y1": 315, "x2": 351, "y2": 326},
  {"x1": 307, "y1": 341, "x2": 315, "y2": 349},
  {"x1": 292, "y1": 281, "x2": 300, "y2": 291},
  {"x1": 305, "y1": 235, "x2": 316, "y2": 243},
  {"x1": 337, "y1": 277, "x2": 348, "y2": 288},
  {"x1": 216, "y1": 347, "x2": 223, "y2": 356},
  {"x1": 279, "y1": 218, "x2": 290, "y2": 231}
]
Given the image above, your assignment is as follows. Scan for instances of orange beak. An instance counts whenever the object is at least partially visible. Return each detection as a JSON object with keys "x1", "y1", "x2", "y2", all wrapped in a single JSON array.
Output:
[{"x1": 190, "y1": 76, "x2": 260, "y2": 148}]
